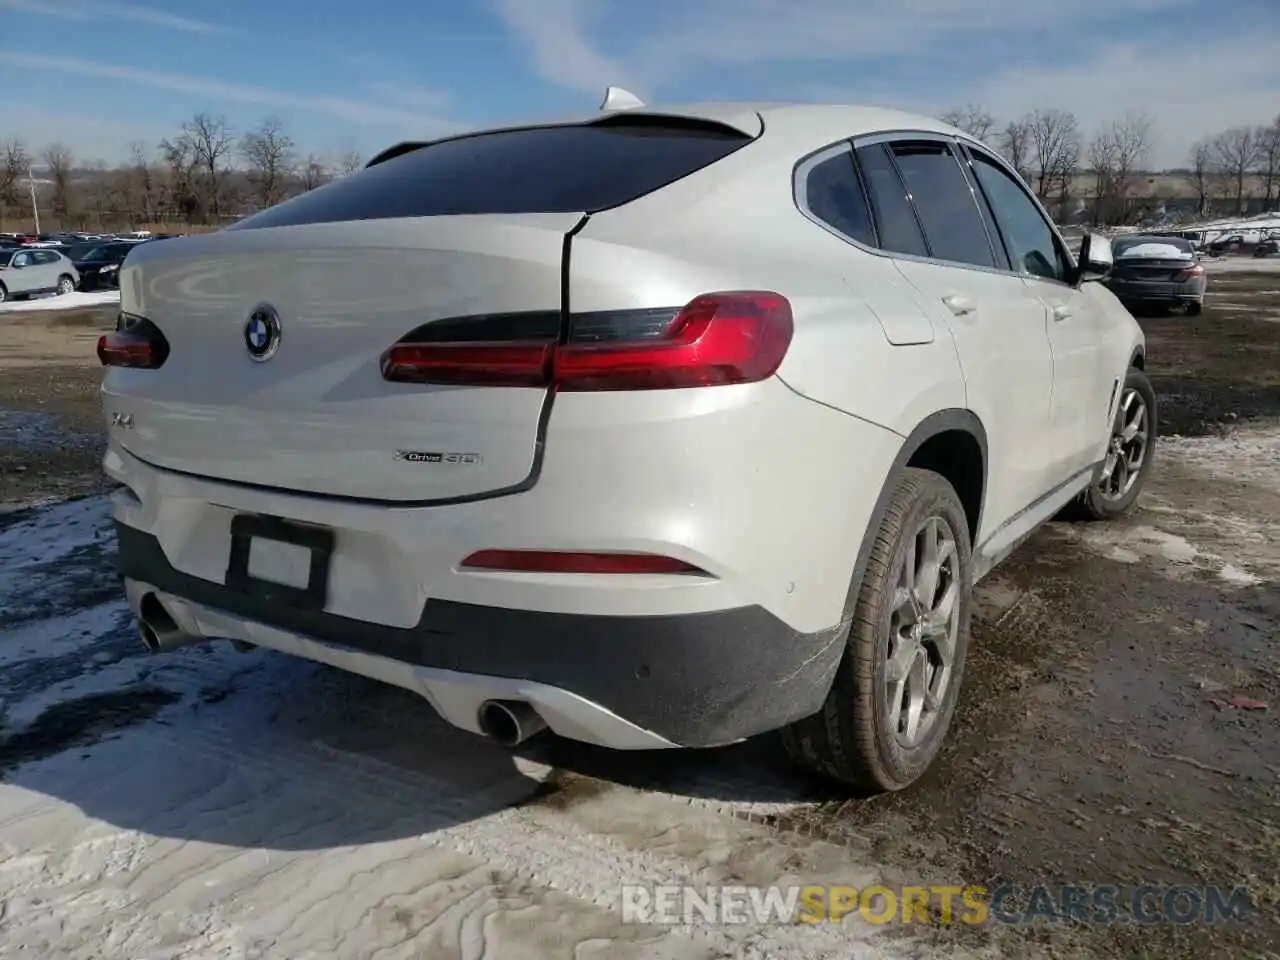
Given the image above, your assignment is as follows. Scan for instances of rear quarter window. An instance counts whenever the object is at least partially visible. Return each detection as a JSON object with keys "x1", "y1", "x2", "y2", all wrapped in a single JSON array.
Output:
[{"x1": 228, "y1": 117, "x2": 754, "y2": 230}]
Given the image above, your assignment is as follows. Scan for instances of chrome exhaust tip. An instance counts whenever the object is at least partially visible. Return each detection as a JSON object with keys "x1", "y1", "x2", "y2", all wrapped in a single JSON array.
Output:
[
  {"x1": 477, "y1": 699, "x2": 549, "y2": 747},
  {"x1": 137, "y1": 593, "x2": 205, "y2": 653}
]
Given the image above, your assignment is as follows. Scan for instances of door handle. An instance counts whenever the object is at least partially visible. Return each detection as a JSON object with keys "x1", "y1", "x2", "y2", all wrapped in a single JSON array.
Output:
[
  {"x1": 1049, "y1": 302, "x2": 1073, "y2": 322},
  {"x1": 941, "y1": 293, "x2": 975, "y2": 316}
]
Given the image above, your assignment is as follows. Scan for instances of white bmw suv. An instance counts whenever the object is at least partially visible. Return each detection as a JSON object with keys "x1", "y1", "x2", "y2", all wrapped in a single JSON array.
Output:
[{"x1": 99, "y1": 94, "x2": 1153, "y2": 793}]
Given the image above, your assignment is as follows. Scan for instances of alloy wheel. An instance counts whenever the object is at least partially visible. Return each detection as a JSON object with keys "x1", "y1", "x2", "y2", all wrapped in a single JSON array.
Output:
[{"x1": 885, "y1": 515, "x2": 961, "y2": 748}]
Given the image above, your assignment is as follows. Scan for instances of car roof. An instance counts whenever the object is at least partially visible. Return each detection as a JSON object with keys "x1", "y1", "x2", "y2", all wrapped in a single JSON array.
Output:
[{"x1": 369, "y1": 100, "x2": 973, "y2": 168}]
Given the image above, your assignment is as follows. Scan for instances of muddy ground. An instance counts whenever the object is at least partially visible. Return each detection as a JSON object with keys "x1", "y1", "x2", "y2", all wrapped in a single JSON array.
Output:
[{"x1": 1, "y1": 270, "x2": 1279, "y2": 959}]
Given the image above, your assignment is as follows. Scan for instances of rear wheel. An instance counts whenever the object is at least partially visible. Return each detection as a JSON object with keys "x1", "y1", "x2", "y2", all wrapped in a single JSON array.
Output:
[
  {"x1": 1186, "y1": 301, "x2": 1203, "y2": 316},
  {"x1": 782, "y1": 468, "x2": 972, "y2": 793},
  {"x1": 1078, "y1": 367, "x2": 1157, "y2": 520},
  {"x1": 0, "y1": 282, "x2": 7, "y2": 303},
  {"x1": 56, "y1": 274, "x2": 75, "y2": 295}
]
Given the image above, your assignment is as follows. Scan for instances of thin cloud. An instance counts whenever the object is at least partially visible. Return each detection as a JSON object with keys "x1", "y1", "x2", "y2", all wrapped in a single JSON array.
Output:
[
  {"x1": 494, "y1": 0, "x2": 1278, "y2": 168},
  {"x1": 492, "y1": 0, "x2": 640, "y2": 98},
  {"x1": 0, "y1": 0, "x2": 230, "y2": 34},
  {"x1": 0, "y1": 52, "x2": 459, "y2": 131}
]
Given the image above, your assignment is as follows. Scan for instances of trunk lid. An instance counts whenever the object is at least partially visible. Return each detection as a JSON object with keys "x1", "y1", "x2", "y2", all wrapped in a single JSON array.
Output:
[
  {"x1": 108, "y1": 214, "x2": 578, "y2": 502},
  {"x1": 1111, "y1": 258, "x2": 1195, "y2": 282}
]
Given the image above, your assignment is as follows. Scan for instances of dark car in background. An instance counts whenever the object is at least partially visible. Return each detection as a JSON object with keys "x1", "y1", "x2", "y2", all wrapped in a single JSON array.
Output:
[
  {"x1": 72, "y1": 242, "x2": 135, "y2": 290},
  {"x1": 1104, "y1": 235, "x2": 1206, "y2": 315},
  {"x1": 1254, "y1": 234, "x2": 1280, "y2": 258}
]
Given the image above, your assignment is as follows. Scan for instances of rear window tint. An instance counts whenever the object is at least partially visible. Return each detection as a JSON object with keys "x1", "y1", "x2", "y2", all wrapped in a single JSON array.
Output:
[{"x1": 228, "y1": 118, "x2": 753, "y2": 230}]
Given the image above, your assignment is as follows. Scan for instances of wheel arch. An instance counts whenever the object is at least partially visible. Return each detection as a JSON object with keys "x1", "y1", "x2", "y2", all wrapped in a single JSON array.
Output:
[
  {"x1": 1129, "y1": 345, "x2": 1145, "y2": 370},
  {"x1": 837, "y1": 409, "x2": 987, "y2": 627}
]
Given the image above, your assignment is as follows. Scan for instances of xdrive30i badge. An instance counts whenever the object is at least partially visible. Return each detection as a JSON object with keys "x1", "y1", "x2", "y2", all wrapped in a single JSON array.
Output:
[{"x1": 394, "y1": 451, "x2": 482, "y2": 465}]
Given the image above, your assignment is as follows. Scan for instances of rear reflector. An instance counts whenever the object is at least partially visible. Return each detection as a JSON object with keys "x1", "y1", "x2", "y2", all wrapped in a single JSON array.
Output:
[
  {"x1": 380, "y1": 291, "x2": 793, "y2": 391},
  {"x1": 461, "y1": 549, "x2": 705, "y2": 575},
  {"x1": 97, "y1": 317, "x2": 169, "y2": 369}
]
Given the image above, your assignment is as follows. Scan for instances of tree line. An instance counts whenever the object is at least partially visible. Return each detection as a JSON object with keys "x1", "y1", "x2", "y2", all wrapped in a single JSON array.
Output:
[
  {"x1": 0, "y1": 113, "x2": 363, "y2": 231},
  {"x1": 2, "y1": 107, "x2": 1279, "y2": 233},
  {"x1": 940, "y1": 104, "x2": 1280, "y2": 225}
]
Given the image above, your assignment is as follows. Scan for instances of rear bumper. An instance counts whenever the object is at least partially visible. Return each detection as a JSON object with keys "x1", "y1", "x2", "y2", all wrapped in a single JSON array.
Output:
[
  {"x1": 1105, "y1": 279, "x2": 1204, "y2": 303},
  {"x1": 103, "y1": 375, "x2": 904, "y2": 748},
  {"x1": 117, "y1": 521, "x2": 847, "y2": 748}
]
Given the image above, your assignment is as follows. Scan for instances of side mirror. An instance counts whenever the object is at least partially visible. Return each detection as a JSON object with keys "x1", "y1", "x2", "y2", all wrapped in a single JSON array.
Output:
[{"x1": 1076, "y1": 233, "x2": 1113, "y2": 285}]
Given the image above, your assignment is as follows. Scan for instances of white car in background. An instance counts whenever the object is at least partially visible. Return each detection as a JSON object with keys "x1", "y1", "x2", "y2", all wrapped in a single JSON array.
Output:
[
  {"x1": 0, "y1": 247, "x2": 79, "y2": 302},
  {"x1": 99, "y1": 91, "x2": 1152, "y2": 793}
]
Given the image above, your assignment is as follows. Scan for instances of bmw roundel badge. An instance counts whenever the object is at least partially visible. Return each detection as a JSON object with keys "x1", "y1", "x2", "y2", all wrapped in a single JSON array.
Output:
[{"x1": 244, "y1": 304, "x2": 282, "y2": 361}]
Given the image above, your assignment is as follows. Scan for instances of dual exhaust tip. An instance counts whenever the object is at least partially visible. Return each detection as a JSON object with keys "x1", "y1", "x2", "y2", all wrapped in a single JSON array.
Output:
[{"x1": 138, "y1": 594, "x2": 548, "y2": 749}]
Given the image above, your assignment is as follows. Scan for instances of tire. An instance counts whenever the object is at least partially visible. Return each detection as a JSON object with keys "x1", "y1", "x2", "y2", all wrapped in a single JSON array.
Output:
[
  {"x1": 0, "y1": 282, "x2": 7, "y2": 304},
  {"x1": 782, "y1": 467, "x2": 973, "y2": 794},
  {"x1": 1077, "y1": 367, "x2": 1157, "y2": 520},
  {"x1": 1186, "y1": 301, "x2": 1203, "y2": 316},
  {"x1": 56, "y1": 274, "x2": 75, "y2": 295}
]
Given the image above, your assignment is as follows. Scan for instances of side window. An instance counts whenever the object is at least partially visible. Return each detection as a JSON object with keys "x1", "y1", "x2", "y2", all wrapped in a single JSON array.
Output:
[
  {"x1": 854, "y1": 143, "x2": 928, "y2": 258},
  {"x1": 798, "y1": 147, "x2": 876, "y2": 247},
  {"x1": 37, "y1": 251, "x2": 58, "y2": 265},
  {"x1": 968, "y1": 150, "x2": 1073, "y2": 283},
  {"x1": 887, "y1": 141, "x2": 996, "y2": 269},
  {"x1": 12, "y1": 252, "x2": 30, "y2": 267}
]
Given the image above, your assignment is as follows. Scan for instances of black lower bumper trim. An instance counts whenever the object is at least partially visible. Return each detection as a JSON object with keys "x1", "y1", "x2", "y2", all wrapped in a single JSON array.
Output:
[{"x1": 114, "y1": 522, "x2": 846, "y2": 747}]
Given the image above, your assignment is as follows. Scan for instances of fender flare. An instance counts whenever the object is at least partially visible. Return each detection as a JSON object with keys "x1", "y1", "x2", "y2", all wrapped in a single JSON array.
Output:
[
  {"x1": 836, "y1": 409, "x2": 988, "y2": 627},
  {"x1": 1129, "y1": 345, "x2": 1145, "y2": 369}
]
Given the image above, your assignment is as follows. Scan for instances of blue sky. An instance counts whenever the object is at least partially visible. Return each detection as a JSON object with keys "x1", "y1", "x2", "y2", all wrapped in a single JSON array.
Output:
[{"x1": 3, "y1": 0, "x2": 1278, "y2": 169}]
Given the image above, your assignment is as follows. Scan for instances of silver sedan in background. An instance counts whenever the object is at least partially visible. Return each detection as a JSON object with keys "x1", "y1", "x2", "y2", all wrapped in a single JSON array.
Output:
[{"x1": 1104, "y1": 235, "x2": 1207, "y2": 315}]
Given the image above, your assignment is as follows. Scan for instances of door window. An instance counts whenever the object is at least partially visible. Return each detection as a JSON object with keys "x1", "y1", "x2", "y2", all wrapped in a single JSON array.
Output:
[
  {"x1": 853, "y1": 143, "x2": 929, "y2": 258},
  {"x1": 886, "y1": 141, "x2": 996, "y2": 269},
  {"x1": 967, "y1": 149, "x2": 1073, "y2": 283}
]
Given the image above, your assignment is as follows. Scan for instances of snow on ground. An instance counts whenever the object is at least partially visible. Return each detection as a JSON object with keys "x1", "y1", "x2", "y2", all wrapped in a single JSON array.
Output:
[
  {"x1": 0, "y1": 290, "x2": 119, "y2": 313},
  {"x1": 0, "y1": 498, "x2": 955, "y2": 960}
]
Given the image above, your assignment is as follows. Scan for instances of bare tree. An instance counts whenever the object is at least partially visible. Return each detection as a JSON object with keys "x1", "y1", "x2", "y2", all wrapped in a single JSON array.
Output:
[
  {"x1": 158, "y1": 132, "x2": 199, "y2": 222},
  {"x1": 1210, "y1": 126, "x2": 1261, "y2": 215},
  {"x1": 1028, "y1": 108, "x2": 1081, "y2": 215},
  {"x1": 336, "y1": 146, "x2": 363, "y2": 176},
  {"x1": 42, "y1": 142, "x2": 75, "y2": 220},
  {"x1": 1, "y1": 138, "x2": 29, "y2": 211},
  {"x1": 940, "y1": 104, "x2": 996, "y2": 143},
  {"x1": 1186, "y1": 139, "x2": 1214, "y2": 218},
  {"x1": 183, "y1": 112, "x2": 234, "y2": 220},
  {"x1": 300, "y1": 153, "x2": 330, "y2": 192},
  {"x1": 1257, "y1": 115, "x2": 1280, "y2": 208},
  {"x1": 1088, "y1": 133, "x2": 1119, "y2": 227},
  {"x1": 241, "y1": 116, "x2": 296, "y2": 209},
  {"x1": 125, "y1": 141, "x2": 158, "y2": 224},
  {"x1": 997, "y1": 117, "x2": 1033, "y2": 182}
]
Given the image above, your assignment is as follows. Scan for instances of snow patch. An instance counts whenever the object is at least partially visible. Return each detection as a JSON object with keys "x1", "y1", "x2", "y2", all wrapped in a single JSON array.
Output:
[{"x1": 0, "y1": 290, "x2": 119, "y2": 313}]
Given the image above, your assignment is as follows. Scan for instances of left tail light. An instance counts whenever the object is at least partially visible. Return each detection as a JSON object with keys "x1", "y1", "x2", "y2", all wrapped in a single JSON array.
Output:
[
  {"x1": 1174, "y1": 264, "x2": 1205, "y2": 281},
  {"x1": 379, "y1": 291, "x2": 794, "y2": 391},
  {"x1": 97, "y1": 314, "x2": 170, "y2": 369}
]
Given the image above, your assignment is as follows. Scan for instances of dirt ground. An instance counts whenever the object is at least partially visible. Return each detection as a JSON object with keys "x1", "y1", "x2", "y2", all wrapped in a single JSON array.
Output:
[{"x1": 1, "y1": 267, "x2": 1279, "y2": 959}]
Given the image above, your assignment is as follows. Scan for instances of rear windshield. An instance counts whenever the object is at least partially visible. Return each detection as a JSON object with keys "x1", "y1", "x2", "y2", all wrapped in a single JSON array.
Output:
[
  {"x1": 1113, "y1": 236, "x2": 1194, "y2": 259},
  {"x1": 227, "y1": 117, "x2": 753, "y2": 230}
]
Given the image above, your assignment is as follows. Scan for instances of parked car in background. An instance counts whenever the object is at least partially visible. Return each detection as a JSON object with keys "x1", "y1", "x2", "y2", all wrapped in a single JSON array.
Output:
[
  {"x1": 0, "y1": 247, "x2": 79, "y2": 302},
  {"x1": 1104, "y1": 235, "x2": 1206, "y2": 315},
  {"x1": 1254, "y1": 234, "x2": 1279, "y2": 258},
  {"x1": 100, "y1": 94, "x2": 1152, "y2": 794},
  {"x1": 1205, "y1": 234, "x2": 1245, "y2": 256},
  {"x1": 72, "y1": 242, "x2": 135, "y2": 290}
]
